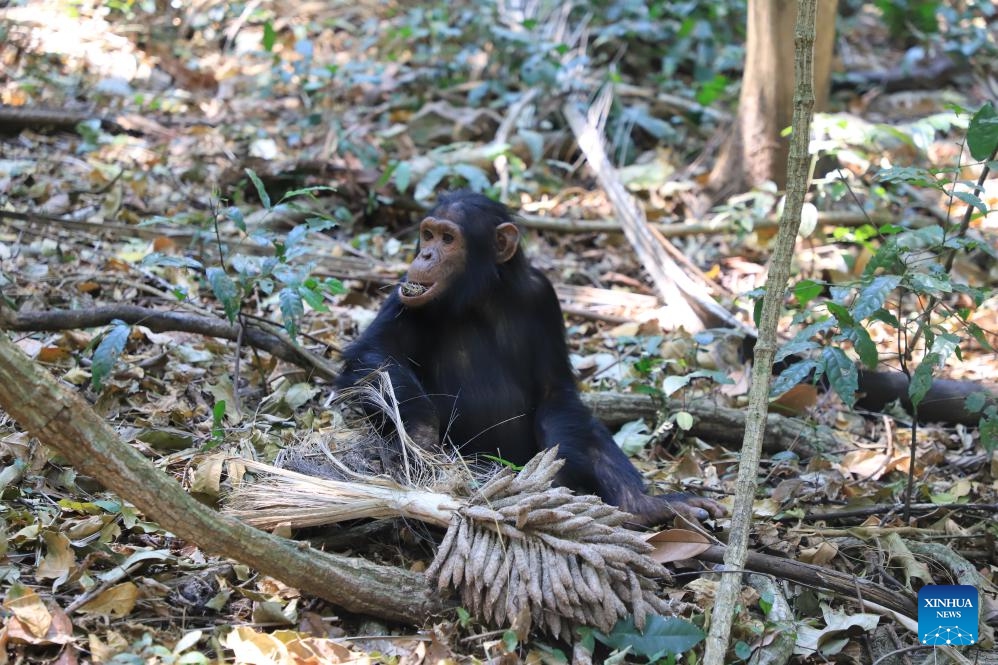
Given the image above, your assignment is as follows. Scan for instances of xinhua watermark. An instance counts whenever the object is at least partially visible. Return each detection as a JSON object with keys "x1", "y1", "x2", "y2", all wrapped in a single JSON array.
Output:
[{"x1": 918, "y1": 585, "x2": 979, "y2": 646}]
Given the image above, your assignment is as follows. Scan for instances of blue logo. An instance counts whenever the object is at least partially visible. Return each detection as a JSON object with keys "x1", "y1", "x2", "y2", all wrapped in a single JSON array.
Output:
[{"x1": 918, "y1": 585, "x2": 978, "y2": 646}]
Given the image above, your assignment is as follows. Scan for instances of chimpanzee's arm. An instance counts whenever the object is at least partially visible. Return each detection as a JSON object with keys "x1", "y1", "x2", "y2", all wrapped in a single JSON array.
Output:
[
  {"x1": 336, "y1": 296, "x2": 440, "y2": 447},
  {"x1": 528, "y1": 272, "x2": 722, "y2": 525}
]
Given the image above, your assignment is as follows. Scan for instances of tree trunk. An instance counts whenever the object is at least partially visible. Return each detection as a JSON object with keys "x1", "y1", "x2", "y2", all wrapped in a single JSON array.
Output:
[
  {"x1": 706, "y1": 0, "x2": 837, "y2": 199},
  {"x1": 703, "y1": 0, "x2": 819, "y2": 658}
]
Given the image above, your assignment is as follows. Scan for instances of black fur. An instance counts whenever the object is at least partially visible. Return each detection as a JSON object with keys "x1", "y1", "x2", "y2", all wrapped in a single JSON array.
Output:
[{"x1": 338, "y1": 191, "x2": 709, "y2": 524}]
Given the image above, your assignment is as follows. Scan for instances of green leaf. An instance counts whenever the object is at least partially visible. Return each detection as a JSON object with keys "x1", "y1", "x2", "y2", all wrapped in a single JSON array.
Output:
[
  {"x1": 826, "y1": 301, "x2": 854, "y2": 327},
  {"x1": 967, "y1": 102, "x2": 998, "y2": 161},
  {"x1": 979, "y1": 414, "x2": 998, "y2": 453},
  {"x1": 225, "y1": 207, "x2": 246, "y2": 232},
  {"x1": 298, "y1": 284, "x2": 327, "y2": 311},
  {"x1": 868, "y1": 308, "x2": 900, "y2": 327},
  {"x1": 909, "y1": 353, "x2": 939, "y2": 409},
  {"x1": 280, "y1": 185, "x2": 336, "y2": 201},
  {"x1": 322, "y1": 277, "x2": 347, "y2": 295},
  {"x1": 874, "y1": 166, "x2": 942, "y2": 190},
  {"x1": 839, "y1": 326, "x2": 878, "y2": 369},
  {"x1": 775, "y1": 338, "x2": 820, "y2": 364},
  {"x1": 141, "y1": 253, "x2": 203, "y2": 270},
  {"x1": 967, "y1": 322, "x2": 995, "y2": 351},
  {"x1": 304, "y1": 217, "x2": 336, "y2": 233},
  {"x1": 822, "y1": 347, "x2": 858, "y2": 407},
  {"x1": 735, "y1": 641, "x2": 753, "y2": 660},
  {"x1": 952, "y1": 191, "x2": 988, "y2": 216},
  {"x1": 596, "y1": 615, "x2": 705, "y2": 659},
  {"x1": 206, "y1": 267, "x2": 241, "y2": 323},
  {"x1": 908, "y1": 272, "x2": 952, "y2": 296},
  {"x1": 262, "y1": 21, "x2": 276, "y2": 52},
  {"x1": 285, "y1": 223, "x2": 308, "y2": 249},
  {"x1": 964, "y1": 392, "x2": 988, "y2": 414},
  {"x1": 414, "y1": 164, "x2": 451, "y2": 201},
  {"x1": 759, "y1": 590, "x2": 774, "y2": 615},
  {"x1": 92, "y1": 321, "x2": 131, "y2": 391},
  {"x1": 662, "y1": 374, "x2": 692, "y2": 397},
  {"x1": 674, "y1": 411, "x2": 694, "y2": 431},
  {"x1": 244, "y1": 168, "x2": 271, "y2": 209},
  {"x1": 210, "y1": 400, "x2": 226, "y2": 448},
  {"x1": 452, "y1": 163, "x2": 491, "y2": 192},
  {"x1": 929, "y1": 332, "x2": 960, "y2": 363},
  {"x1": 771, "y1": 359, "x2": 818, "y2": 397},
  {"x1": 852, "y1": 275, "x2": 901, "y2": 321},
  {"x1": 394, "y1": 161, "x2": 412, "y2": 193},
  {"x1": 793, "y1": 279, "x2": 823, "y2": 307},
  {"x1": 613, "y1": 419, "x2": 651, "y2": 456},
  {"x1": 279, "y1": 287, "x2": 304, "y2": 337},
  {"x1": 686, "y1": 369, "x2": 734, "y2": 384}
]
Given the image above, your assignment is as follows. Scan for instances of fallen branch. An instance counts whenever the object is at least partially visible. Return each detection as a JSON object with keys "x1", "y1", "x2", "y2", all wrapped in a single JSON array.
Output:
[
  {"x1": 563, "y1": 96, "x2": 750, "y2": 334},
  {"x1": 698, "y1": 545, "x2": 917, "y2": 619},
  {"x1": 0, "y1": 304, "x2": 338, "y2": 382},
  {"x1": 582, "y1": 392, "x2": 831, "y2": 458},
  {"x1": 0, "y1": 332, "x2": 446, "y2": 624},
  {"x1": 519, "y1": 209, "x2": 933, "y2": 236},
  {"x1": 0, "y1": 104, "x2": 211, "y2": 136}
]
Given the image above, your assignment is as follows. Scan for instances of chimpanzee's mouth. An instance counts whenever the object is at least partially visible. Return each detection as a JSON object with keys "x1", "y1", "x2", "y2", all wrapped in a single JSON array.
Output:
[
  {"x1": 399, "y1": 281, "x2": 437, "y2": 307},
  {"x1": 399, "y1": 280, "x2": 431, "y2": 297}
]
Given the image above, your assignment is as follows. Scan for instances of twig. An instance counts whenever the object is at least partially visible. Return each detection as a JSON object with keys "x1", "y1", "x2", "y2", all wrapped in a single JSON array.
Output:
[{"x1": 0, "y1": 305, "x2": 338, "y2": 382}]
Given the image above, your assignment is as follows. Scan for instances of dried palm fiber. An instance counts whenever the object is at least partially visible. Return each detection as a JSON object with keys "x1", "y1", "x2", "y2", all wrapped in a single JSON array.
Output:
[{"x1": 225, "y1": 374, "x2": 674, "y2": 638}]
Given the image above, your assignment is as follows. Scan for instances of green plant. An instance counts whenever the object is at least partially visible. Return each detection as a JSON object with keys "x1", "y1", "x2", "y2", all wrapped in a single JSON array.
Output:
[
  {"x1": 773, "y1": 102, "x2": 998, "y2": 475},
  {"x1": 142, "y1": 170, "x2": 345, "y2": 339},
  {"x1": 106, "y1": 630, "x2": 209, "y2": 665},
  {"x1": 595, "y1": 614, "x2": 706, "y2": 662},
  {"x1": 87, "y1": 171, "x2": 345, "y2": 400}
]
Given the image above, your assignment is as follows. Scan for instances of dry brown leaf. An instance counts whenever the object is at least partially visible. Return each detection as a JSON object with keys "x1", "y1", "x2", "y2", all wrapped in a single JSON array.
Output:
[
  {"x1": 799, "y1": 541, "x2": 839, "y2": 566},
  {"x1": 36, "y1": 531, "x2": 74, "y2": 581},
  {"x1": 224, "y1": 626, "x2": 362, "y2": 665},
  {"x1": 190, "y1": 453, "x2": 226, "y2": 497},
  {"x1": 770, "y1": 383, "x2": 818, "y2": 416},
  {"x1": 644, "y1": 529, "x2": 712, "y2": 563},
  {"x1": 88, "y1": 629, "x2": 131, "y2": 663},
  {"x1": 5, "y1": 599, "x2": 72, "y2": 646},
  {"x1": 76, "y1": 582, "x2": 139, "y2": 617},
  {"x1": 4, "y1": 587, "x2": 53, "y2": 639}
]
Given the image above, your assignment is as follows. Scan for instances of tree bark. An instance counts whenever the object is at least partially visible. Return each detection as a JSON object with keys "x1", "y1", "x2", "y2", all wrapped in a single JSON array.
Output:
[
  {"x1": 0, "y1": 333, "x2": 447, "y2": 625},
  {"x1": 706, "y1": 0, "x2": 837, "y2": 199},
  {"x1": 703, "y1": 0, "x2": 818, "y2": 661}
]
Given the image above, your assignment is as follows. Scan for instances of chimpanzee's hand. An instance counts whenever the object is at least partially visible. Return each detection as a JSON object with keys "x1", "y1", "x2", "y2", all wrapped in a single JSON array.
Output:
[
  {"x1": 627, "y1": 493, "x2": 726, "y2": 527},
  {"x1": 662, "y1": 494, "x2": 726, "y2": 523}
]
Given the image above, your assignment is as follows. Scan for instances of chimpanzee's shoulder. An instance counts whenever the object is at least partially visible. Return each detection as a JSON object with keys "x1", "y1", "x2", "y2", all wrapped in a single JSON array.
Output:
[{"x1": 522, "y1": 266, "x2": 558, "y2": 300}]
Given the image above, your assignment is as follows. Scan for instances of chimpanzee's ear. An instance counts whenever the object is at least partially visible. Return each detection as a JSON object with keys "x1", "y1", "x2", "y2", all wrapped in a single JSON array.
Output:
[{"x1": 495, "y1": 223, "x2": 520, "y2": 263}]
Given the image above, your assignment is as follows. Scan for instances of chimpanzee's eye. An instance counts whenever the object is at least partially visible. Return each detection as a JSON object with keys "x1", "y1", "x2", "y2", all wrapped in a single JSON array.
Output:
[
  {"x1": 442, "y1": 232, "x2": 455, "y2": 245},
  {"x1": 422, "y1": 229, "x2": 433, "y2": 242}
]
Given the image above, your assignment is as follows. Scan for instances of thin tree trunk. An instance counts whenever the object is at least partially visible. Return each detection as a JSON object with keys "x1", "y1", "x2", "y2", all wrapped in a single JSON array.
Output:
[{"x1": 702, "y1": 0, "x2": 818, "y2": 661}]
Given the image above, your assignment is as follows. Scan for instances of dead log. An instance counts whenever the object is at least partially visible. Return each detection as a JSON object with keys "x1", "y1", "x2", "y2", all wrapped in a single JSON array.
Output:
[{"x1": 581, "y1": 392, "x2": 832, "y2": 457}]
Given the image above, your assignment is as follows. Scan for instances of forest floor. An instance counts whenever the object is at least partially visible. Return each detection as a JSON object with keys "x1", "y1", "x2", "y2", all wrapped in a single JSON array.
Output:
[{"x1": 1, "y1": 1, "x2": 996, "y2": 663}]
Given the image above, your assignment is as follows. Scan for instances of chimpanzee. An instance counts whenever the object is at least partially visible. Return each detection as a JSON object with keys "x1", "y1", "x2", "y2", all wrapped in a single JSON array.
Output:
[{"x1": 337, "y1": 191, "x2": 722, "y2": 525}]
